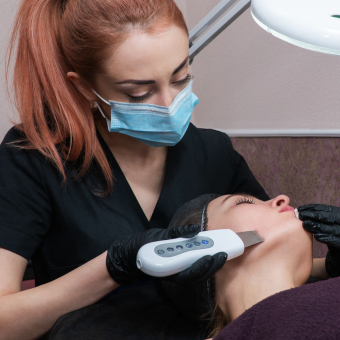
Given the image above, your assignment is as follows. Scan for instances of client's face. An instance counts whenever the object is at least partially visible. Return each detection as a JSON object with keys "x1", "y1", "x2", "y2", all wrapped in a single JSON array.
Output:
[{"x1": 207, "y1": 194, "x2": 313, "y2": 285}]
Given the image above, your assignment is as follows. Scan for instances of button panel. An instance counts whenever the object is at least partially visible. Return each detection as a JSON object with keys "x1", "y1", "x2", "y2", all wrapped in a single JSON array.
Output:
[{"x1": 154, "y1": 236, "x2": 214, "y2": 257}]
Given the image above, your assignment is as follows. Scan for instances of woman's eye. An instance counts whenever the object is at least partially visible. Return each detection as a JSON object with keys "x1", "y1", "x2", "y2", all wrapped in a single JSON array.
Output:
[
  {"x1": 127, "y1": 92, "x2": 152, "y2": 103},
  {"x1": 126, "y1": 74, "x2": 193, "y2": 102},
  {"x1": 173, "y1": 74, "x2": 192, "y2": 87},
  {"x1": 235, "y1": 197, "x2": 255, "y2": 205}
]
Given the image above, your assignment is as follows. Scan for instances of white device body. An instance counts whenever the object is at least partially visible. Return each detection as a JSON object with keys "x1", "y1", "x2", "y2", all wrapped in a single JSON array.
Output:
[{"x1": 136, "y1": 229, "x2": 244, "y2": 277}]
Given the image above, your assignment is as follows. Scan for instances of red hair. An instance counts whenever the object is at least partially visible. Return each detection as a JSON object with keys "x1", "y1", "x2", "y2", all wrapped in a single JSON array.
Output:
[{"x1": 6, "y1": 0, "x2": 188, "y2": 195}]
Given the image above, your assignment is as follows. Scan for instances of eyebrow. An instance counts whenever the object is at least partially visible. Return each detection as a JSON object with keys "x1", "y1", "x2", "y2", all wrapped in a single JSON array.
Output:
[
  {"x1": 172, "y1": 57, "x2": 189, "y2": 75},
  {"x1": 221, "y1": 194, "x2": 239, "y2": 205},
  {"x1": 115, "y1": 56, "x2": 189, "y2": 85}
]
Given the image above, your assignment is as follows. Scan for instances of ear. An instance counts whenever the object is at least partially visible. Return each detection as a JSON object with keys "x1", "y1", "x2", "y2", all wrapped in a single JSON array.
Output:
[{"x1": 67, "y1": 72, "x2": 97, "y2": 101}]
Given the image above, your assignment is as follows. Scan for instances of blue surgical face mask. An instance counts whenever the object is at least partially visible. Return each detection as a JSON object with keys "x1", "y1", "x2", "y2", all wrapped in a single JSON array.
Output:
[{"x1": 92, "y1": 79, "x2": 199, "y2": 147}]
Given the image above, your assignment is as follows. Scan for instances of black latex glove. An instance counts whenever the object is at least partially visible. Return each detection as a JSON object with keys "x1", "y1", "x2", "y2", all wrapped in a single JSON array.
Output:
[
  {"x1": 298, "y1": 204, "x2": 340, "y2": 277},
  {"x1": 106, "y1": 224, "x2": 227, "y2": 285}
]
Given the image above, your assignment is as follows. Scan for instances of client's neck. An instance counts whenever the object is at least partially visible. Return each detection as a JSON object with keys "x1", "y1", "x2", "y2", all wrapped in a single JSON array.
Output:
[{"x1": 215, "y1": 258, "x2": 295, "y2": 322}]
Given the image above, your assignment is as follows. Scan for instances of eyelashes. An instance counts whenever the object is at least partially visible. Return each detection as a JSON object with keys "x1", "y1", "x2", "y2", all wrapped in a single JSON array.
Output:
[
  {"x1": 127, "y1": 74, "x2": 193, "y2": 103},
  {"x1": 235, "y1": 197, "x2": 254, "y2": 205},
  {"x1": 173, "y1": 73, "x2": 193, "y2": 87},
  {"x1": 128, "y1": 92, "x2": 152, "y2": 103}
]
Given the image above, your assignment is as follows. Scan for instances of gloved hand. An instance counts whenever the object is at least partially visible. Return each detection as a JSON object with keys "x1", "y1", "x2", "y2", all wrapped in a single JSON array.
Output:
[
  {"x1": 298, "y1": 204, "x2": 340, "y2": 278},
  {"x1": 106, "y1": 224, "x2": 227, "y2": 285}
]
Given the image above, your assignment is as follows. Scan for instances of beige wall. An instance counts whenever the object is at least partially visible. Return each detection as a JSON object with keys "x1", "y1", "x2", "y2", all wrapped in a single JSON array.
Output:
[
  {"x1": 1, "y1": 0, "x2": 340, "y2": 141},
  {"x1": 183, "y1": 0, "x2": 340, "y2": 136},
  {"x1": 0, "y1": 0, "x2": 19, "y2": 140}
]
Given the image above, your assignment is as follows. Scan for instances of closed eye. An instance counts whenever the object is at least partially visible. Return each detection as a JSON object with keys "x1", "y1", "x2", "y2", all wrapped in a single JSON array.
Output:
[
  {"x1": 127, "y1": 74, "x2": 193, "y2": 103},
  {"x1": 127, "y1": 92, "x2": 152, "y2": 103},
  {"x1": 173, "y1": 74, "x2": 192, "y2": 87},
  {"x1": 235, "y1": 197, "x2": 254, "y2": 205}
]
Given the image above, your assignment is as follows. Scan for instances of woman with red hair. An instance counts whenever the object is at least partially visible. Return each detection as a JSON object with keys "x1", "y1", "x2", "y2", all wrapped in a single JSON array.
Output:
[{"x1": 0, "y1": 0, "x2": 268, "y2": 338}]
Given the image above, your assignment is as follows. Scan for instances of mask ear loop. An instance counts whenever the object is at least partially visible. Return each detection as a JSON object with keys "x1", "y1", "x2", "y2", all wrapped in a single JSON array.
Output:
[
  {"x1": 93, "y1": 101, "x2": 108, "y2": 120},
  {"x1": 92, "y1": 89, "x2": 110, "y2": 120}
]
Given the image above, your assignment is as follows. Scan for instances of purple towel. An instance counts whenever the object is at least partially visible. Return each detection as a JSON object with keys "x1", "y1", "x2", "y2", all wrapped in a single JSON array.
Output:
[{"x1": 214, "y1": 277, "x2": 340, "y2": 340}]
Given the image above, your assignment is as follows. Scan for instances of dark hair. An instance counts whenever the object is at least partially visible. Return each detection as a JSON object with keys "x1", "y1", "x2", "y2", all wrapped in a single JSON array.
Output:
[
  {"x1": 168, "y1": 194, "x2": 220, "y2": 230},
  {"x1": 163, "y1": 194, "x2": 229, "y2": 337},
  {"x1": 6, "y1": 0, "x2": 188, "y2": 195}
]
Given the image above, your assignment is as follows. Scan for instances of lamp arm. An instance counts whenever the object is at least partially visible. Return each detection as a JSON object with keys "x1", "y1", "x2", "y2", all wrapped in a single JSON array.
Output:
[
  {"x1": 189, "y1": 0, "x2": 251, "y2": 64},
  {"x1": 189, "y1": 0, "x2": 238, "y2": 45}
]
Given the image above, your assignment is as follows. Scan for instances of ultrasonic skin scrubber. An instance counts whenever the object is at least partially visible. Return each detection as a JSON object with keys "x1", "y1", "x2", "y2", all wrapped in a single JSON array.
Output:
[{"x1": 136, "y1": 230, "x2": 264, "y2": 277}]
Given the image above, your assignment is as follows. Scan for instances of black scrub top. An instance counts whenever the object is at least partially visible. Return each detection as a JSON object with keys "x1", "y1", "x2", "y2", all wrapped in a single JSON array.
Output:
[{"x1": 0, "y1": 123, "x2": 269, "y2": 339}]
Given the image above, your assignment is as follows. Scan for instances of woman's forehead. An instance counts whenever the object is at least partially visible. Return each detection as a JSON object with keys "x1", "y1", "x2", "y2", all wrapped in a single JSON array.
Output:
[
  {"x1": 102, "y1": 25, "x2": 189, "y2": 79},
  {"x1": 206, "y1": 195, "x2": 267, "y2": 232}
]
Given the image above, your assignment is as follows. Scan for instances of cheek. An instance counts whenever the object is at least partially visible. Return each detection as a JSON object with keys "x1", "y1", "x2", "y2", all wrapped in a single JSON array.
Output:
[
  {"x1": 207, "y1": 205, "x2": 272, "y2": 234},
  {"x1": 259, "y1": 219, "x2": 313, "y2": 263},
  {"x1": 228, "y1": 206, "x2": 276, "y2": 236}
]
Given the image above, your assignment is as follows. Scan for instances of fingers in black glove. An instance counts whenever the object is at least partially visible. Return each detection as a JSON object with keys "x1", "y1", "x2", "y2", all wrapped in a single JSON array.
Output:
[
  {"x1": 302, "y1": 220, "x2": 340, "y2": 235},
  {"x1": 165, "y1": 224, "x2": 201, "y2": 240},
  {"x1": 298, "y1": 204, "x2": 340, "y2": 278},
  {"x1": 314, "y1": 233, "x2": 340, "y2": 248},
  {"x1": 165, "y1": 252, "x2": 228, "y2": 286},
  {"x1": 298, "y1": 204, "x2": 340, "y2": 213},
  {"x1": 302, "y1": 220, "x2": 340, "y2": 248},
  {"x1": 106, "y1": 224, "x2": 201, "y2": 285},
  {"x1": 299, "y1": 204, "x2": 340, "y2": 224},
  {"x1": 194, "y1": 252, "x2": 228, "y2": 283}
]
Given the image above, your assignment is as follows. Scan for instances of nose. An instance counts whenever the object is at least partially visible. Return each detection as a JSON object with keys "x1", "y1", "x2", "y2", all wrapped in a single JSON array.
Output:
[
  {"x1": 270, "y1": 194, "x2": 290, "y2": 208},
  {"x1": 155, "y1": 88, "x2": 175, "y2": 107}
]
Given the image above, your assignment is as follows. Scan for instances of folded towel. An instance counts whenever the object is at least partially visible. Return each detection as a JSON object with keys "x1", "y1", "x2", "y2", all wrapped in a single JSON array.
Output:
[{"x1": 214, "y1": 277, "x2": 340, "y2": 340}]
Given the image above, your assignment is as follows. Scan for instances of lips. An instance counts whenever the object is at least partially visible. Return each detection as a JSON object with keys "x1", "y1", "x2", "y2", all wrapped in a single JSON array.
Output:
[{"x1": 279, "y1": 206, "x2": 295, "y2": 213}]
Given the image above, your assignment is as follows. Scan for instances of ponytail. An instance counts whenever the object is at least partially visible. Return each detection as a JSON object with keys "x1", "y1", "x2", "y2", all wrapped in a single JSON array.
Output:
[{"x1": 5, "y1": 0, "x2": 187, "y2": 195}]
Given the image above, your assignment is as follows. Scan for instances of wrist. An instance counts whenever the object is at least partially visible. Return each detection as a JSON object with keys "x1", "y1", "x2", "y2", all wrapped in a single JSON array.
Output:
[
  {"x1": 95, "y1": 251, "x2": 121, "y2": 290},
  {"x1": 106, "y1": 246, "x2": 136, "y2": 285},
  {"x1": 325, "y1": 249, "x2": 340, "y2": 278}
]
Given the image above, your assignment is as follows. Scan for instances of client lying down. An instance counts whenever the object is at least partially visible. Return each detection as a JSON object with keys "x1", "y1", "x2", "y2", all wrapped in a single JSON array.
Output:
[{"x1": 164, "y1": 194, "x2": 340, "y2": 339}]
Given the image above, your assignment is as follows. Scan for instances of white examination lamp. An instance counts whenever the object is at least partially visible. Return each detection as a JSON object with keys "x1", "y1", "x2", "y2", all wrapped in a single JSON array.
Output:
[
  {"x1": 251, "y1": 0, "x2": 340, "y2": 56},
  {"x1": 189, "y1": 0, "x2": 340, "y2": 62}
]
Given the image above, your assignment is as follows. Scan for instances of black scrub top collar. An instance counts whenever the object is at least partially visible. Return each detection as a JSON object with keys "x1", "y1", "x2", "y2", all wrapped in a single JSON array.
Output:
[{"x1": 96, "y1": 129, "x2": 179, "y2": 229}]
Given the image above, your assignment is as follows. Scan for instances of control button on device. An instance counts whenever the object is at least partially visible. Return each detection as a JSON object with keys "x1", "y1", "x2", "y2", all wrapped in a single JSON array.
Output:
[
  {"x1": 167, "y1": 247, "x2": 174, "y2": 252},
  {"x1": 176, "y1": 245, "x2": 183, "y2": 250},
  {"x1": 194, "y1": 242, "x2": 201, "y2": 246},
  {"x1": 157, "y1": 250, "x2": 165, "y2": 255},
  {"x1": 202, "y1": 240, "x2": 209, "y2": 245},
  {"x1": 186, "y1": 243, "x2": 193, "y2": 248}
]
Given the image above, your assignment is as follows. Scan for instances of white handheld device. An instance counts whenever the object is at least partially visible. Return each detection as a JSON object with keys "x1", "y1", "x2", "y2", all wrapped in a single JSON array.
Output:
[{"x1": 136, "y1": 229, "x2": 263, "y2": 277}]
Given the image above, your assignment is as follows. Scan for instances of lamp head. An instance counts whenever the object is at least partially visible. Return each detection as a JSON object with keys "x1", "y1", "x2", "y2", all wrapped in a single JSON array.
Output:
[{"x1": 251, "y1": 0, "x2": 340, "y2": 56}]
